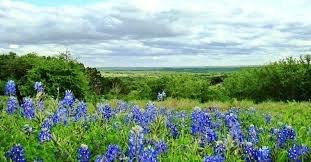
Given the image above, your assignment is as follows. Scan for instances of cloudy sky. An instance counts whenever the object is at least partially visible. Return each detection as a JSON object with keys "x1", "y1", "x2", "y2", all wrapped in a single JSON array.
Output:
[{"x1": 0, "y1": 0, "x2": 311, "y2": 67}]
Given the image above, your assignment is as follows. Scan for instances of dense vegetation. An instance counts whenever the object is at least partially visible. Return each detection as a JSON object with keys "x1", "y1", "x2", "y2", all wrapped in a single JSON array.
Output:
[
  {"x1": 1, "y1": 52, "x2": 310, "y2": 162},
  {"x1": 1, "y1": 52, "x2": 310, "y2": 103},
  {"x1": 0, "y1": 84, "x2": 310, "y2": 161},
  {"x1": 224, "y1": 55, "x2": 311, "y2": 102}
]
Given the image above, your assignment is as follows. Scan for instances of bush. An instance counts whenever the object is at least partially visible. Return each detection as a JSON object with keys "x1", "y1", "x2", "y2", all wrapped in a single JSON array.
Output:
[{"x1": 224, "y1": 55, "x2": 311, "y2": 102}]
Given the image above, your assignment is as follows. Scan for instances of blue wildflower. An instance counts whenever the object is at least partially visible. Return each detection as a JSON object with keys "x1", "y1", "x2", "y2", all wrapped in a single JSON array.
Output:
[
  {"x1": 288, "y1": 145, "x2": 309, "y2": 162},
  {"x1": 97, "y1": 103, "x2": 113, "y2": 120},
  {"x1": 5, "y1": 144, "x2": 26, "y2": 162},
  {"x1": 41, "y1": 116, "x2": 53, "y2": 129},
  {"x1": 139, "y1": 148, "x2": 157, "y2": 162},
  {"x1": 155, "y1": 140, "x2": 168, "y2": 155},
  {"x1": 200, "y1": 128, "x2": 217, "y2": 146},
  {"x1": 37, "y1": 100, "x2": 44, "y2": 111},
  {"x1": 248, "y1": 125, "x2": 259, "y2": 144},
  {"x1": 7, "y1": 96, "x2": 18, "y2": 114},
  {"x1": 243, "y1": 142, "x2": 257, "y2": 162},
  {"x1": 38, "y1": 128, "x2": 51, "y2": 143},
  {"x1": 34, "y1": 81, "x2": 44, "y2": 93},
  {"x1": 104, "y1": 144, "x2": 121, "y2": 162},
  {"x1": 128, "y1": 125, "x2": 144, "y2": 161},
  {"x1": 276, "y1": 125, "x2": 296, "y2": 147},
  {"x1": 52, "y1": 106, "x2": 68, "y2": 125},
  {"x1": 4, "y1": 80, "x2": 16, "y2": 96},
  {"x1": 264, "y1": 114, "x2": 271, "y2": 124},
  {"x1": 190, "y1": 107, "x2": 212, "y2": 135},
  {"x1": 214, "y1": 141, "x2": 225, "y2": 156},
  {"x1": 61, "y1": 90, "x2": 74, "y2": 107},
  {"x1": 74, "y1": 101, "x2": 87, "y2": 121},
  {"x1": 77, "y1": 144, "x2": 90, "y2": 162},
  {"x1": 256, "y1": 146, "x2": 271, "y2": 162},
  {"x1": 203, "y1": 155, "x2": 224, "y2": 162},
  {"x1": 21, "y1": 97, "x2": 35, "y2": 119},
  {"x1": 166, "y1": 121, "x2": 179, "y2": 139}
]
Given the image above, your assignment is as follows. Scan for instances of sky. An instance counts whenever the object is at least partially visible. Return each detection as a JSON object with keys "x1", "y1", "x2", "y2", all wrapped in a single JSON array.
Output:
[{"x1": 0, "y1": 0, "x2": 311, "y2": 67}]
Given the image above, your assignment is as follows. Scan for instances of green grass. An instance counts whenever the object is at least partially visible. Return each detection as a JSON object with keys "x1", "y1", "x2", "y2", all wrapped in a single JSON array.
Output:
[{"x1": 0, "y1": 97, "x2": 310, "y2": 161}]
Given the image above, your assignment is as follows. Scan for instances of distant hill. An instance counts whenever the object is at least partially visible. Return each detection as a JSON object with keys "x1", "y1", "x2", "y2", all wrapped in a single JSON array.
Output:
[{"x1": 97, "y1": 66, "x2": 258, "y2": 73}]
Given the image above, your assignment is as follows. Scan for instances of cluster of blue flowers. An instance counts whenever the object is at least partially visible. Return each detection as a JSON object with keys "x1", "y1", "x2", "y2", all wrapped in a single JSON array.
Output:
[
  {"x1": 74, "y1": 101, "x2": 87, "y2": 121},
  {"x1": 4, "y1": 80, "x2": 16, "y2": 96},
  {"x1": 34, "y1": 81, "x2": 44, "y2": 93},
  {"x1": 5, "y1": 144, "x2": 26, "y2": 162},
  {"x1": 7, "y1": 96, "x2": 18, "y2": 114},
  {"x1": 225, "y1": 111, "x2": 244, "y2": 144},
  {"x1": 2, "y1": 80, "x2": 310, "y2": 161},
  {"x1": 128, "y1": 103, "x2": 157, "y2": 132},
  {"x1": 97, "y1": 103, "x2": 113, "y2": 120},
  {"x1": 21, "y1": 97, "x2": 35, "y2": 119},
  {"x1": 77, "y1": 144, "x2": 90, "y2": 162},
  {"x1": 288, "y1": 145, "x2": 309, "y2": 161},
  {"x1": 61, "y1": 90, "x2": 75, "y2": 108},
  {"x1": 95, "y1": 144, "x2": 121, "y2": 162},
  {"x1": 203, "y1": 155, "x2": 224, "y2": 162},
  {"x1": 273, "y1": 125, "x2": 296, "y2": 147},
  {"x1": 248, "y1": 124, "x2": 259, "y2": 144},
  {"x1": 38, "y1": 128, "x2": 52, "y2": 143}
]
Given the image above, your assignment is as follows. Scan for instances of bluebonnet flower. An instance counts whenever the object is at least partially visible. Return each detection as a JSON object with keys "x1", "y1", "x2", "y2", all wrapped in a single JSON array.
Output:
[
  {"x1": 143, "y1": 102, "x2": 157, "y2": 123},
  {"x1": 200, "y1": 128, "x2": 217, "y2": 146},
  {"x1": 7, "y1": 96, "x2": 18, "y2": 114},
  {"x1": 38, "y1": 128, "x2": 51, "y2": 143},
  {"x1": 97, "y1": 103, "x2": 112, "y2": 120},
  {"x1": 61, "y1": 90, "x2": 74, "y2": 108},
  {"x1": 37, "y1": 100, "x2": 44, "y2": 111},
  {"x1": 243, "y1": 142, "x2": 257, "y2": 162},
  {"x1": 214, "y1": 141, "x2": 225, "y2": 156},
  {"x1": 52, "y1": 106, "x2": 68, "y2": 125},
  {"x1": 34, "y1": 81, "x2": 44, "y2": 93},
  {"x1": 130, "y1": 106, "x2": 143, "y2": 124},
  {"x1": 155, "y1": 140, "x2": 168, "y2": 155},
  {"x1": 166, "y1": 120, "x2": 179, "y2": 139},
  {"x1": 276, "y1": 125, "x2": 296, "y2": 147},
  {"x1": 74, "y1": 101, "x2": 87, "y2": 121},
  {"x1": 225, "y1": 112, "x2": 244, "y2": 144},
  {"x1": 264, "y1": 114, "x2": 271, "y2": 124},
  {"x1": 139, "y1": 148, "x2": 157, "y2": 162},
  {"x1": 96, "y1": 144, "x2": 121, "y2": 162},
  {"x1": 5, "y1": 144, "x2": 26, "y2": 162},
  {"x1": 21, "y1": 97, "x2": 35, "y2": 119},
  {"x1": 256, "y1": 146, "x2": 271, "y2": 162},
  {"x1": 190, "y1": 107, "x2": 212, "y2": 135},
  {"x1": 128, "y1": 125, "x2": 144, "y2": 161},
  {"x1": 248, "y1": 125, "x2": 259, "y2": 144},
  {"x1": 41, "y1": 116, "x2": 53, "y2": 129},
  {"x1": 115, "y1": 101, "x2": 128, "y2": 113},
  {"x1": 229, "y1": 124, "x2": 244, "y2": 144},
  {"x1": 78, "y1": 144, "x2": 90, "y2": 162},
  {"x1": 288, "y1": 145, "x2": 309, "y2": 162},
  {"x1": 203, "y1": 155, "x2": 224, "y2": 162},
  {"x1": 4, "y1": 80, "x2": 16, "y2": 96}
]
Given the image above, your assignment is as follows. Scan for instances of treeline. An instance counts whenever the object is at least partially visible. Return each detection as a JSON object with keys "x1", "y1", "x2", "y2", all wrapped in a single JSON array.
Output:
[
  {"x1": 0, "y1": 52, "x2": 102, "y2": 100},
  {"x1": 224, "y1": 55, "x2": 311, "y2": 102},
  {"x1": 1, "y1": 52, "x2": 310, "y2": 102}
]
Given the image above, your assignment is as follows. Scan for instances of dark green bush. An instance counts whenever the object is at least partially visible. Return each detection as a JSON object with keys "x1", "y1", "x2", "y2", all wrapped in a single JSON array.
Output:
[{"x1": 224, "y1": 55, "x2": 311, "y2": 102}]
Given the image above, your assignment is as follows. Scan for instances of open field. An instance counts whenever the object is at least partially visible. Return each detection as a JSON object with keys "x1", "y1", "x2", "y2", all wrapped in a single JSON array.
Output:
[{"x1": 1, "y1": 94, "x2": 310, "y2": 161}]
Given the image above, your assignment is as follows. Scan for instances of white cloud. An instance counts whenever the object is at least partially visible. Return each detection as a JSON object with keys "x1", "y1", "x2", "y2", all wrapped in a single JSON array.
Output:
[{"x1": 0, "y1": 0, "x2": 310, "y2": 67}]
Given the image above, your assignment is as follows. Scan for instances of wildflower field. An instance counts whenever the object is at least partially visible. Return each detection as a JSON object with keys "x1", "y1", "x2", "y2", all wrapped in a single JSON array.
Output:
[{"x1": 0, "y1": 80, "x2": 311, "y2": 162}]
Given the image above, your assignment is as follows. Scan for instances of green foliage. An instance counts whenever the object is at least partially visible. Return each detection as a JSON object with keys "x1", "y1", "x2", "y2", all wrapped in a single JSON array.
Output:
[
  {"x1": 224, "y1": 55, "x2": 311, "y2": 102},
  {"x1": 0, "y1": 53, "x2": 92, "y2": 99}
]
